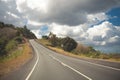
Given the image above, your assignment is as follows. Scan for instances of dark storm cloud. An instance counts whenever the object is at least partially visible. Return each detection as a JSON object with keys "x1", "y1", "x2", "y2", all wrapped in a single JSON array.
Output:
[
  {"x1": 0, "y1": 0, "x2": 25, "y2": 26},
  {"x1": 16, "y1": 0, "x2": 120, "y2": 26},
  {"x1": 0, "y1": 0, "x2": 120, "y2": 53},
  {"x1": 0, "y1": 0, "x2": 120, "y2": 26},
  {"x1": 42, "y1": 0, "x2": 120, "y2": 26}
]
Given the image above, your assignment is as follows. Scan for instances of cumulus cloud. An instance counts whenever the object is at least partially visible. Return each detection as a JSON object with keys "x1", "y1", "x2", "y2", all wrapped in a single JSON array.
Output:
[
  {"x1": 31, "y1": 30, "x2": 41, "y2": 38},
  {"x1": 15, "y1": 0, "x2": 120, "y2": 26},
  {"x1": 0, "y1": 0, "x2": 120, "y2": 53},
  {"x1": 49, "y1": 21, "x2": 120, "y2": 53},
  {"x1": 86, "y1": 21, "x2": 120, "y2": 46},
  {"x1": 1, "y1": 0, "x2": 119, "y2": 26},
  {"x1": 87, "y1": 13, "x2": 108, "y2": 26},
  {"x1": 0, "y1": 0, "x2": 26, "y2": 26}
]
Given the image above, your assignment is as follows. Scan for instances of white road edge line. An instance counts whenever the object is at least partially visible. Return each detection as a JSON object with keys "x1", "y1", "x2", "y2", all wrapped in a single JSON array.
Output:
[
  {"x1": 49, "y1": 55, "x2": 92, "y2": 80},
  {"x1": 78, "y1": 59, "x2": 120, "y2": 71},
  {"x1": 50, "y1": 54, "x2": 120, "y2": 71},
  {"x1": 25, "y1": 45, "x2": 39, "y2": 80}
]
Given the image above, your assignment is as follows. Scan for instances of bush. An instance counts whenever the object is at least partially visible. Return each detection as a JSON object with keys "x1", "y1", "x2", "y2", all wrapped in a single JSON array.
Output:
[
  {"x1": 61, "y1": 37, "x2": 77, "y2": 52},
  {"x1": 0, "y1": 37, "x2": 8, "y2": 55},
  {"x1": 73, "y1": 44, "x2": 90, "y2": 54},
  {"x1": 49, "y1": 34, "x2": 58, "y2": 47},
  {"x1": 14, "y1": 36, "x2": 23, "y2": 44},
  {"x1": 42, "y1": 35, "x2": 48, "y2": 39},
  {"x1": 5, "y1": 40, "x2": 17, "y2": 53}
]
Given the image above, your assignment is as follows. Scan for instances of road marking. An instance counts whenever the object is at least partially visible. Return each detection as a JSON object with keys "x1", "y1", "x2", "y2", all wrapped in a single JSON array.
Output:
[
  {"x1": 79, "y1": 59, "x2": 120, "y2": 71},
  {"x1": 25, "y1": 43, "x2": 39, "y2": 80},
  {"x1": 49, "y1": 55, "x2": 92, "y2": 80},
  {"x1": 50, "y1": 53, "x2": 120, "y2": 71}
]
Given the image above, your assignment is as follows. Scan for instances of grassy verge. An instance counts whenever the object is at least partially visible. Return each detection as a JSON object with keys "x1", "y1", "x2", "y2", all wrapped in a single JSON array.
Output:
[
  {"x1": 38, "y1": 39, "x2": 51, "y2": 46},
  {"x1": 0, "y1": 46, "x2": 23, "y2": 63},
  {"x1": 37, "y1": 39, "x2": 120, "y2": 62},
  {"x1": 0, "y1": 42, "x2": 33, "y2": 77}
]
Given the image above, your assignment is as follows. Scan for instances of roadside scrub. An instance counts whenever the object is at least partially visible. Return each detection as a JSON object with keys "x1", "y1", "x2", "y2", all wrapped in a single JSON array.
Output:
[
  {"x1": 37, "y1": 39, "x2": 120, "y2": 62},
  {"x1": 0, "y1": 41, "x2": 33, "y2": 77}
]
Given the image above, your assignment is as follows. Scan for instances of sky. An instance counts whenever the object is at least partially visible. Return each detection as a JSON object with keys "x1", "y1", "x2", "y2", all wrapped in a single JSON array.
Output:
[{"x1": 0, "y1": 0, "x2": 120, "y2": 53}]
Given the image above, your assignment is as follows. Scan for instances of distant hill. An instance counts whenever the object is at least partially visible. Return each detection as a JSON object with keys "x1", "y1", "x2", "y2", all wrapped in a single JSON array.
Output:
[{"x1": 0, "y1": 22, "x2": 36, "y2": 56}]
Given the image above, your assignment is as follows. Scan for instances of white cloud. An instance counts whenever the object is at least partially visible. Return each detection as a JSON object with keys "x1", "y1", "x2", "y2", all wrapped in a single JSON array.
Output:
[
  {"x1": 48, "y1": 21, "x2": 120, "y2": 52},
  {"x1": 49, "y1": 23, "x2": 70, "y2": 37},
  {"x1": 86, "y1": 21, "x2": 120, "y2": 46},
  {"x1": 1, "y1": 0, "x2": 8, "y2": 2},
  {"x1": 49, "y1": 23, "x2": 86, "y2": 38},
  {"x1": 27, "y1": 0, "x2": 49, "y2": 13},
  {"x1": 48, "y1": 13, "x2": 109, "y2": 41},
  {"x1": 108, "y1": 36, "x2": 119, "y2": 43},
  {"x1": 16, "y1": 0, "x2": 26, "y2": 13},
  {"x1": 15, "y1": 0, "x2": 120, "y2": 26},
  {"x1": 31, "y1": 30, "x2": 41, "y2": 38},
  {"x1": 87, "y1": 21, "x2": 111, "y2": 40},
  {"x1": 87, "y1": 12, "x2": 108, "y2": 25},
  {"x1": 27, "y1": 20, "x2": 44, "y2": 26},
  {"x1": 7, "y1": 11, "x2": 20, "y2": 19},
  {"x1": 0, "y1": 0, "x2": 120, "y2": 53}
]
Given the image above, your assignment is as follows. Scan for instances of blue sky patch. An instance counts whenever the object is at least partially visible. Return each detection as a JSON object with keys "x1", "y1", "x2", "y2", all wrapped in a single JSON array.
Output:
[
  {"x1": 40, "y1": 25, "x2": 48, "y2": 31},
  {"x1": 106, "y1": 7, "x2": 120, "y2": 26},
  {"x1": 40, "y1": 25, "x2": 49, "y2": 35}
]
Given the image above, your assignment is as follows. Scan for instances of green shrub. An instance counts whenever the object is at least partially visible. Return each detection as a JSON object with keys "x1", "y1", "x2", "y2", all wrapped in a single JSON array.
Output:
[
  {"x1": 14, "y1": 36, "x2": 23, "y2": 43},
  {"x1": 5, "y1": 40, "x2": 17, "y2": 53},
  {"x1": 61, "y1": 37, "x2": 77, "y2": 52},
  {"x1": 0, "y1": 37, "x2": 8, "y2": 55}
]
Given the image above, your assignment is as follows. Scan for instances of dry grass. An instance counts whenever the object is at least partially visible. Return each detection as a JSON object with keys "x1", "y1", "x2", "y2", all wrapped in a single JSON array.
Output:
[
  {"x1": 48, "y1": 46, "x2": 120, "y2": 62},
  {"x1": 48, "y1": 46, "x2": 92, "y2": 59},
  {"x1": 98, "y1": 54, "x2": 120, "y2": 62},
  {"x1": 38, "y1": 39, "x2": 120, "y2": 63},
  {"x1": 37, "y1": 39, "x2": 51, "y2": 46},
  {"x1": 0, "y1": 42, "x2": 33, "y2": 77}
]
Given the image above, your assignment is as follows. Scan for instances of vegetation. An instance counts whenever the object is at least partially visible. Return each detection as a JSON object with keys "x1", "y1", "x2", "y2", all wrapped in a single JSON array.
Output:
[
  {"x1": 48, "y1": 32, "x2": 77, "y2": 51},
  {"x1": 0, "y1": 21, "x2": 35, "y2": 76},
  {"x1": 0, "y1": 21, "x2": 36, "y2": 56},
  {"x1": 0, "y1": 44, "x2": 23, "y2": 62},
  {"x1": 61, "y1": 37, "x2": 77, "y2": 52},
  {"x1": 5, "y1": 39, "x2": 17, "y2": 53},
  {"x1": 39, "y1": 32, "x2": 120, "y2": 62},
  {"x1": 0, "y1": 42, "x2": 33, "y2": 76},
  {"x1": 16, "y1": 25, "x2": 36, "y2": 39},
  {"x1": 41, "y1": 32, "x2": 96, "y2": 53},
  {"x1": 49, "y1": 33, "x2": 58, "y2": 47}
]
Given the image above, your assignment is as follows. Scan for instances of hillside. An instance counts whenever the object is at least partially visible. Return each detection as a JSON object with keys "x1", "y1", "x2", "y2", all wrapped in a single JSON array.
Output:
[
  {"x1": 0, "y1": 22, "x2": 36, "y2": 76},
  {"x1": 0, "y1": 22, "x2": 36, "y2": 56}
]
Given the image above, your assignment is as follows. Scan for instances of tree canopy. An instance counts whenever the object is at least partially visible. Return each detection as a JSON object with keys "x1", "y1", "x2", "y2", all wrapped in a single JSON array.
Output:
[{"x1": 46, "y1": 32, "x2": 77, "y2": 52}]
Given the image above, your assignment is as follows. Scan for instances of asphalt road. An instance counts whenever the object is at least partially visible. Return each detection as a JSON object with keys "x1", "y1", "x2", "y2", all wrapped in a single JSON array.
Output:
[{"x1": 1, "y1": 40, "x2": 120, "y2": 80}]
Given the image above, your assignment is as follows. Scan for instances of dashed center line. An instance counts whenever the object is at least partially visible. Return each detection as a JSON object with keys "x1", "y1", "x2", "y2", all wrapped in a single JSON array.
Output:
[{"x1": 49, "y1": 55, "x2": 92, "y2": 80}]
